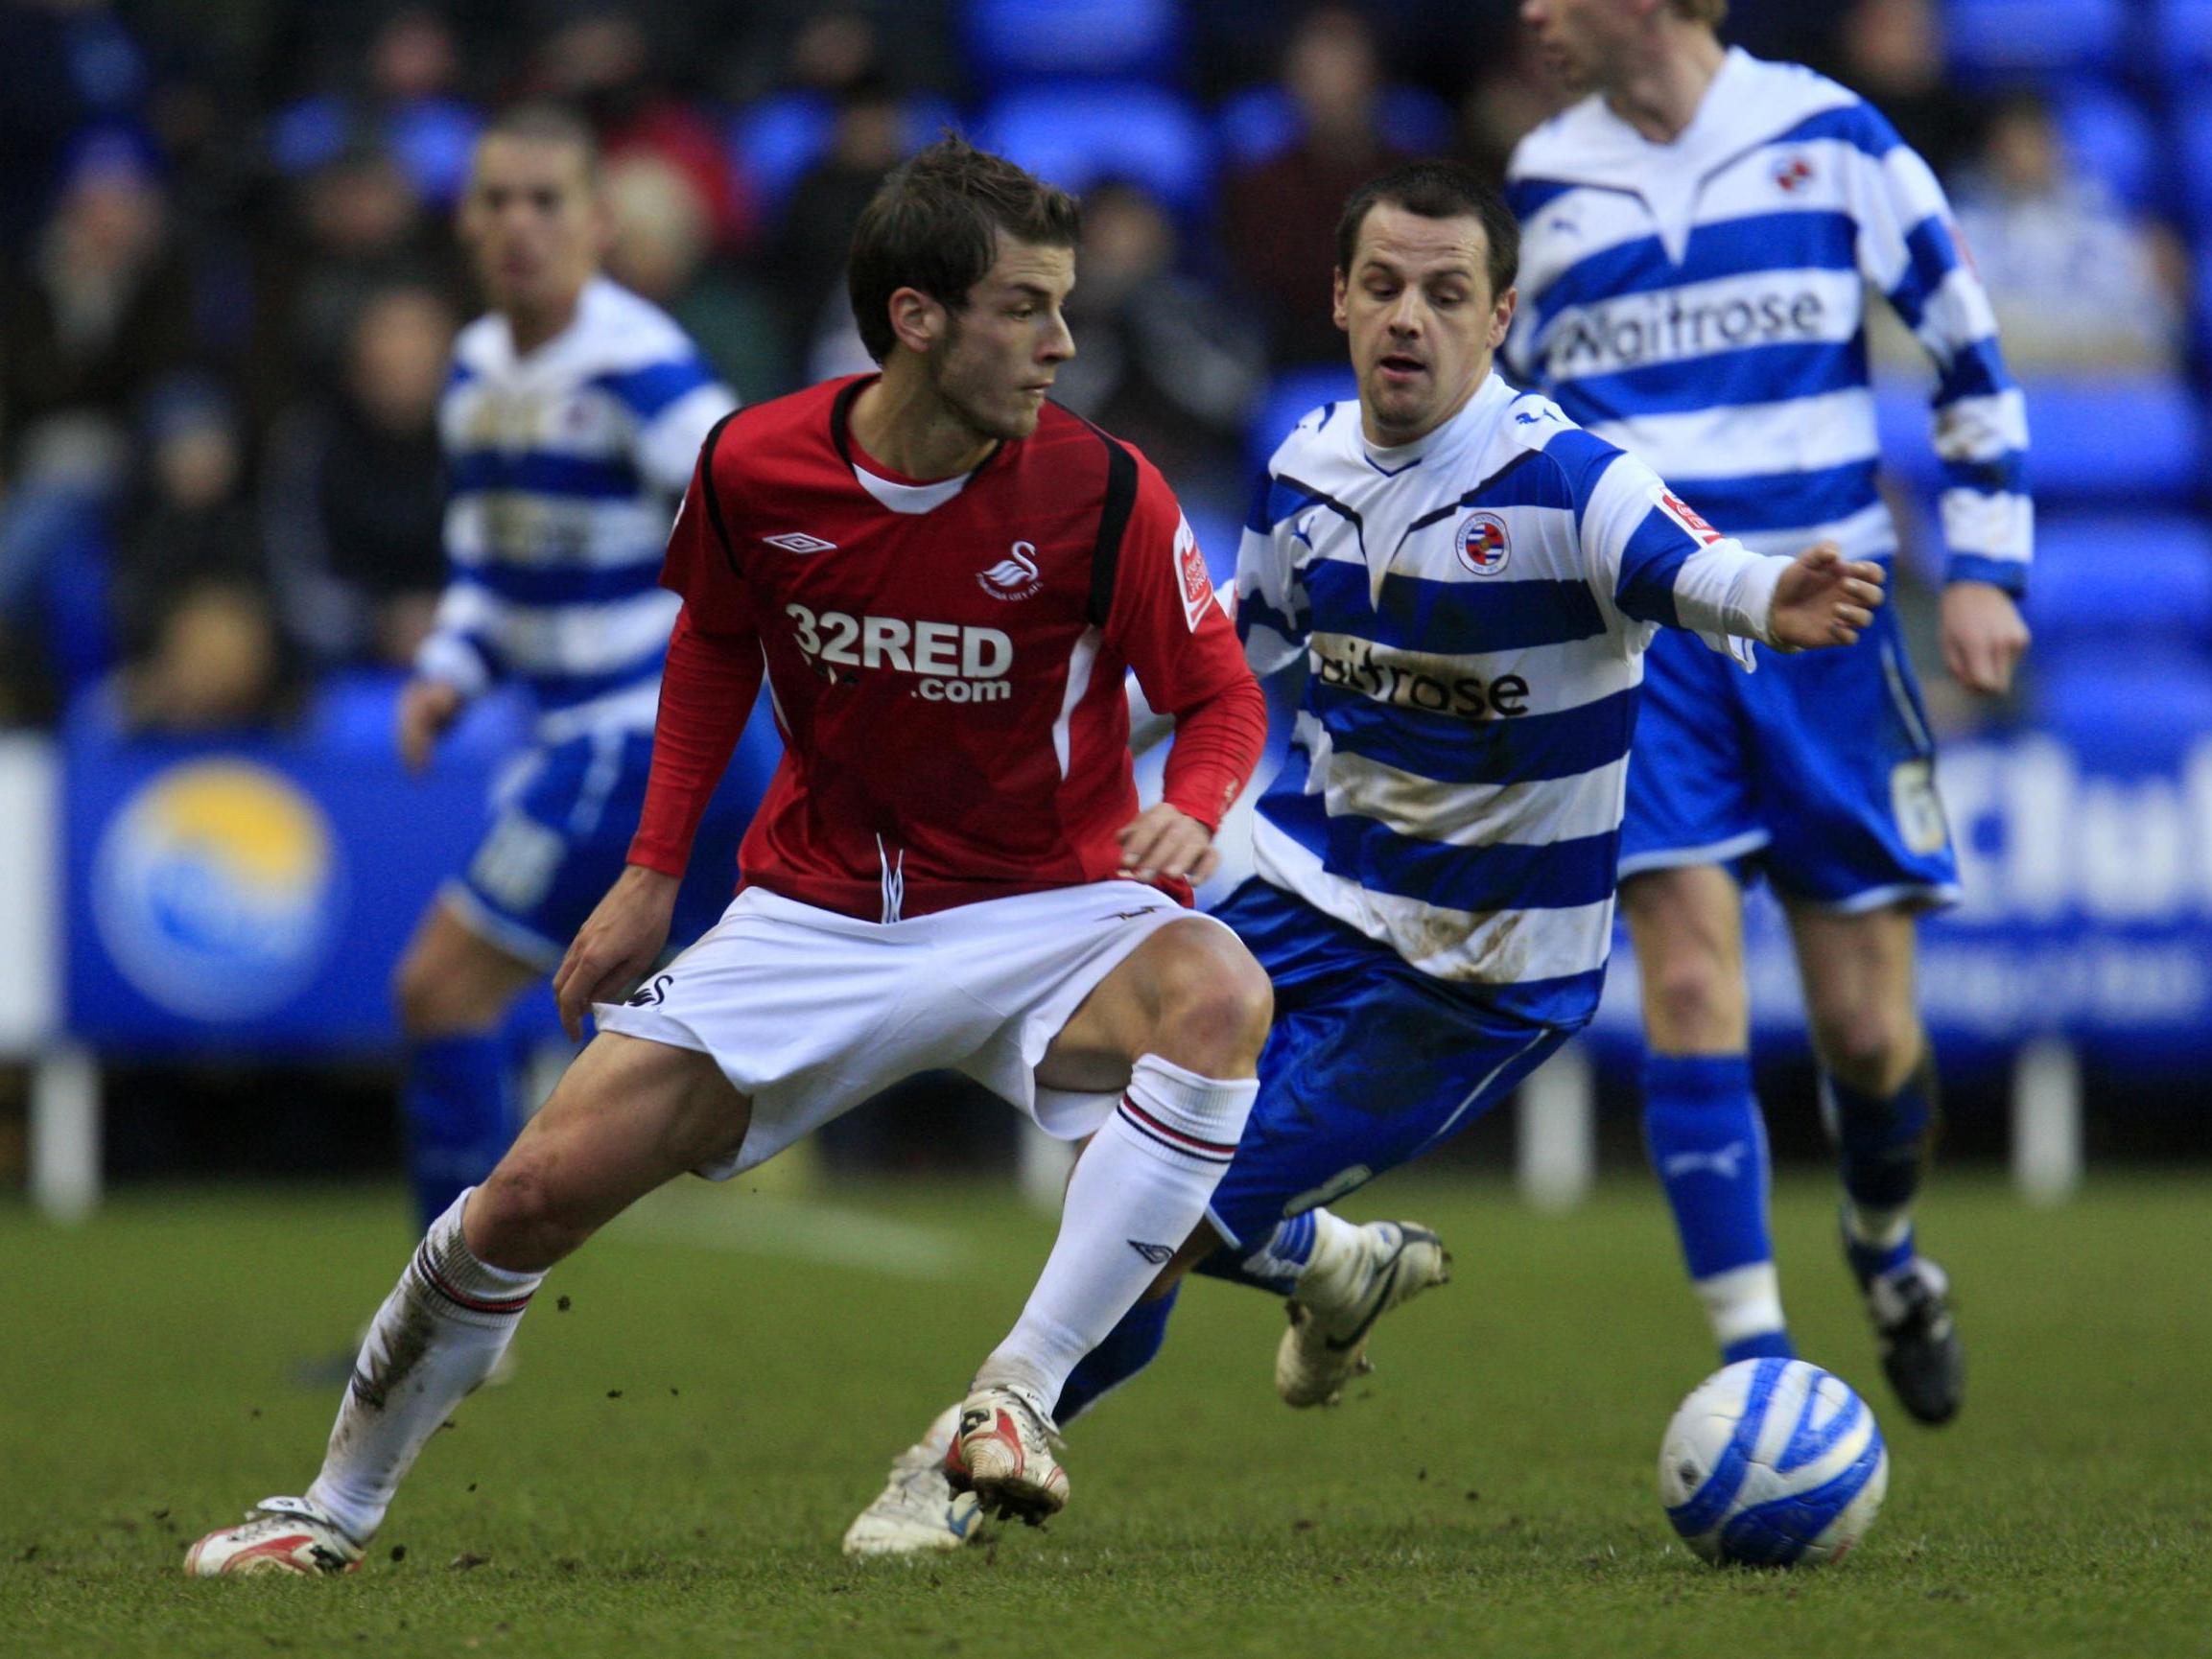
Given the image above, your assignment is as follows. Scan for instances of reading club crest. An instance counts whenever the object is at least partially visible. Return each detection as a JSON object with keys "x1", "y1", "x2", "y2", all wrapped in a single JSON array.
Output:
[{"x1": 1455, "y1": 512, "x2": 1512, "y2": 576}]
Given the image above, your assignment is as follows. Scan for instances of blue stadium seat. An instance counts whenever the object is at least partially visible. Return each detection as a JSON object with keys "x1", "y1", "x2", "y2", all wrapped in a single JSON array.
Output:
[
  {"x1": 730, "y1": 93, "x2": 962, "y2": 218},
  {"x1": 1214, "y1": 84, "x2": 1458, "y2": 169},
  {"x1": 962, "y1": 0, "x2": 1183, "y2": 90},
  {"x1": 1877, "y1": 373, "x2": 2202, "y2": 506},
  {"x1": 2054, "y1": 85, "x2": 2157, "y2": 214},
  {"x1": 2177, "y1": 97, "x2": 2212, "y2": 230},
  {"x1": 2025, "y1": 524, "x2": 2212, "y2": 654},
  {"x1": 2019, "y1": 377, "x2": 2204, "y2": 504},
  {"x1": 2195, "y1": 231, "x2": 2212, "y2": 355},
  {"x1": 2036, "y1": 649, "x2": 2212, "y2": 767},
  {"x1": 979, "y1": 82, "x2": 1212, "y2": 219},
  {"x1": 1245, "y1": 363, "x2": 1359, "y2": 474},
  {"x1": 304, "y1": 670, "x2": 529, "y2": 761},
  {"x1": 729, "y1": 94, "x2": 835, "y2": 215},
  {"x1": 1942, "y1": 0, "x2": 2129, "y2": 80},
  {"x1": 2153, "y1": 0, "x2": 2212, "y2": 83}
]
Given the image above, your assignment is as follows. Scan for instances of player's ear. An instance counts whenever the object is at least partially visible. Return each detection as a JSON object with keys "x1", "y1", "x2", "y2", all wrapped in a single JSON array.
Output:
[
  {"x1": 1489, "y1": 285, "x2": 1518, "y2": 351},
  {"x1": 1331, "y1": 267, "x2": 1350, "y2": 334},
  {"x1": 886, "y1": 286, "x2": 946, "y2": 356}
]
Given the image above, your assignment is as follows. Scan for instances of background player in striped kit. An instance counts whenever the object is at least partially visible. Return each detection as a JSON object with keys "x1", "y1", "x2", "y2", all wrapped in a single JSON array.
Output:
[
  {"x1": 1507, "y1": 0, "x2": 2033, "y2": 1423},
  {"x1": 846, "y1": 158, "x2": 1886, "y2": 1556},
  {"x1": 388, "y1": 105, "x2": 740, "y2": 1240}
]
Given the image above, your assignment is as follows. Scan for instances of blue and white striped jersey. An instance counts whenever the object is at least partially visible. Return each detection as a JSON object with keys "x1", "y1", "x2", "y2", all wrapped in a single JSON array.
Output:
[
  {"x1": 1237, "y1": 371, "x2": 1789, "y2": 1023},
  {"x1": 420, "y1": 277, "x2": 737, "y2": 740},
  {"x1": 1504, "y1": 48, "x2": 2030, "y2": 594}
]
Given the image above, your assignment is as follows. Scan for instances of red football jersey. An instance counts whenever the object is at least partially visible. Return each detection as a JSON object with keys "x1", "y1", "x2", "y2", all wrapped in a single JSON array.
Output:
[{"x1": 628, "y1": 375, "x2": 1265, "y2": 921}]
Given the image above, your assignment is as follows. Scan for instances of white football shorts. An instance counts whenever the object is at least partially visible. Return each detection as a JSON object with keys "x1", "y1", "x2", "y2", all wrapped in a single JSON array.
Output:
[{"x1": 591, "y1": 879, "x2": 1232, "y2": 1179}]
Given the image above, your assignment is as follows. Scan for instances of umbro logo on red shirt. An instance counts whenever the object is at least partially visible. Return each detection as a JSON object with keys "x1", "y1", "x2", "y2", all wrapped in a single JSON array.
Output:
[{"x1": 763, "y1": 531, "x2": 836, "y2": 554}]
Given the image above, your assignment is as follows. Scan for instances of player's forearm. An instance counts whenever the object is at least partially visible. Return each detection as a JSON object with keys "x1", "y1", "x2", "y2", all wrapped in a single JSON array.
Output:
[
  {"x1": 626, "y1": 606, "x2": 763, "y2": 877},
  {"x1": 1158, "y1": 673, "x2": 1269, "y2": 832},
  {"x1": 413, "y1": 576, "x2": 501, "y2": 696}
]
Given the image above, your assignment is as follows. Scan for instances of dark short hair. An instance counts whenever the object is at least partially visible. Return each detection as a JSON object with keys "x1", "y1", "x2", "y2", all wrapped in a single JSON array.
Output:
[
  {"x1": 847, "y1": 134, "x2": 1081, "y2": 362},
  {"x1": 1335, "y1": 159, "x2": 1519, "y2": 299},
  {"x1": 479, "y1": 102, "x2": 600, "y2": 183}
]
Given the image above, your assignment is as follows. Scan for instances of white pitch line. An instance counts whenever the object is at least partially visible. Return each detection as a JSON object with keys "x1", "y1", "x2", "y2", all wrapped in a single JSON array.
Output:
[{"x1": 611, "y1": 1196, "x2": 970, "y2": 1281}]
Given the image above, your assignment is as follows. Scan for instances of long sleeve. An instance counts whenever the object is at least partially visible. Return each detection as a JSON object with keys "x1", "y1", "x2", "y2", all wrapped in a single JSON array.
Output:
[
  {"x1": 1848, "y1": 104, "x2": 2032, "y2": 594},
  {"x1": 1574, "y1": 440, "x2": 1785, "y2": 664},
  {"x1": 625, "y1": 420, "x2": 763, "y2": 875},
  {"x1": 625, "y1": 605, "x2": 763, "y2": 876}
]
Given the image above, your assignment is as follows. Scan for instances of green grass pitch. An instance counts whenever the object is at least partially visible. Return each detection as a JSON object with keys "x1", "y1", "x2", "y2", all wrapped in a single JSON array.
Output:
[{"x1": 4, "y1": 1171, "x2": 2208, "y2": 1658}]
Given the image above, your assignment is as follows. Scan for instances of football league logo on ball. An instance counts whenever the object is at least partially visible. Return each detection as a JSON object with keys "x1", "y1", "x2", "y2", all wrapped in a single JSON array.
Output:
[{"x1": 1455, "y1": 512, "x2": 1512, "y2": 576}]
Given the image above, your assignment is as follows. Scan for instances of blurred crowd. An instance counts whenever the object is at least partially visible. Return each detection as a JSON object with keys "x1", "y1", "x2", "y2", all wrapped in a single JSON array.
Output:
[{"x1": 1, "y1": 0, "x2": 2203, "y2": 736}]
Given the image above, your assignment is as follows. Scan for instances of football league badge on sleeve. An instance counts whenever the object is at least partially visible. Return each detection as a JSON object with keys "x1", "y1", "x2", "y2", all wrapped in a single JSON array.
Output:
[{"x1": 1454, "y1": 512, "x2": 1512, "y2": 576}]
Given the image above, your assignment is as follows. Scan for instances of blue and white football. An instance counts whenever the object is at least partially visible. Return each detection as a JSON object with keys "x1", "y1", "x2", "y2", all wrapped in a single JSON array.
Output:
[{"x1": 1659, "y1": 1358, "x2": 1889, "y2": 1567}]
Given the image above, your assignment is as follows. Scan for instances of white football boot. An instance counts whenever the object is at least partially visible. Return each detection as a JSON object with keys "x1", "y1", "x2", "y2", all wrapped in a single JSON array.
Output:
[
  {"x1": 183, "y1": 1496, "x2": 364, "y2": 1577},
  {"x1": 842, "y1": 1404, "x2": 985, "y2": 1557},
  {"x1": 1276, "y1": 1220, "x2": 1450, "y2": 1408},
  {"x1": 948, "y1": 1385, "x2": 1068, "y2": 1525}
]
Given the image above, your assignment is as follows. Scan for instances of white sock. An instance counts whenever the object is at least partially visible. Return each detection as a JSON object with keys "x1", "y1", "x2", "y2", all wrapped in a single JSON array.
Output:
[
  {"x1": 1282, "y1": 1209, "x2": 1369, "y2": 1309},
  {"x1": 1844, "y1": 1201, "x2": 1914, "y2": 1253},
  {"x1": 304, "y1": 1190, "x2": 543, "y2": 1542},
  {"x1": 1693, "y1": 1261, "x2": 1788, "y2": 1351},
  {"x1": 1237, "y1": 1207, "x2": 1365, "y2": 1303},
  {"x1": 976, "y1": 1054, "x2": 1256, "y2": 1415}
]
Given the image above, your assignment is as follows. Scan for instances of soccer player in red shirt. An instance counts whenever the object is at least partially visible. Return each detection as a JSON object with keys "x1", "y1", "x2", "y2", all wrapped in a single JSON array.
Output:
[{"x1": 186, "y1": 138, "x2": 1273, "y2": 1577}]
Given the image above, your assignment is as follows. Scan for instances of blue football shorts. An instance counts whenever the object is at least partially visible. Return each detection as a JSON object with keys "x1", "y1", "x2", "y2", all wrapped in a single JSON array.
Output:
[
  {"x1": 1619, "y1": 596, "x2": 1962, "y2": 912},
  {"x1": 447, "y1": 727, "x2": 759, "y2": 970},
  {"x1": 1202, "y1": 878, "x2": 1579, "y2": 1249}
]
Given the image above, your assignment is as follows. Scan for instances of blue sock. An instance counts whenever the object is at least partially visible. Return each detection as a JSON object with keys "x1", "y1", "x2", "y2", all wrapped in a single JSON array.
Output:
[
  {"x1": 1724, "y1": 1330, "x2": 1798, "y2": 1364},
  {"x1": 1053, "y1": 1285, "x2": 1180, "y2": 1426},
  {"x1": 1828, "y1": 1051, "x2": 1938, "y2": 1286},
  {"x1": 1644, "y1": 1052, "x2": 1791, "y2": 1361},
  {"x1": 403, "y1": 1034, "x2": 517, "y2": 1233},
  {"x1": 1191, "y1": 1211, "x2": 1315, "y2": 1297}
]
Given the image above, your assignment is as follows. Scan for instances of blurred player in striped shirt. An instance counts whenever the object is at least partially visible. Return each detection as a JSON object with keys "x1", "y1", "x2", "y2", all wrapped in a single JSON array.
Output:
[
  {"x1": 387, "y1": 105, "x2": 741, "y2": 1237},
  {"x1": 1507, "y1": 0, "x2": 2034, "y2": 1424}
]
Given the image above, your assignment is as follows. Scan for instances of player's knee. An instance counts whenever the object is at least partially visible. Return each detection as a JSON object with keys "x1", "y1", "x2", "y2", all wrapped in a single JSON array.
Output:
[
  {"x1": 1811, "y1": 1001, "x2": 1918, "y2": 1091},
  {"x1": 391, "y1": 949, "x2": 446, "y2": 1039},
  {"x1": 393, "y1": 944, "x2": 509, "y2": 1040},
  {"x1": 1643, "y1": 954, "x2": 1742, "y2": 1049},
  {"x1": 1148, "y1": 931, "x2": 1273, "y2": 1070},
  {"x1": 464, "y1": 1154, "x2": 589, "y2": 1273}
]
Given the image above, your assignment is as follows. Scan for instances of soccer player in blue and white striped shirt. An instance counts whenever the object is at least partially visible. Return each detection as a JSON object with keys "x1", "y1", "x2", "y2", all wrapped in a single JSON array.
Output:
[
  {"x1": 844, "y1": 159, "x2": 1882, "y2": 1556},
  {"x1": 1506, "y1": 0, "x2": 2033, "y2": 1424},
  {"x1": 389, "y1": 105, "x2": 738, "y2": 1237}
]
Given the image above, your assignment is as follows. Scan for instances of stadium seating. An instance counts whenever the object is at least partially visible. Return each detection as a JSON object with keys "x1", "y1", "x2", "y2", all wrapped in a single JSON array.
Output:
[
  {"x1": 2153, "y1": 0, "x2": 2212, "y2": 84},
  {"x1": 2026, "y1": 519, "x2": 2212, "y2": 657},
  {"x1": 1245, "y1": 363, "x2": 1359, "y2": 474},
  {"x1": 1878, "y1": 374, "x2": 2203, "y2": 506},
  {"x1": 2054, "y1": 84, "x2": 2158, "y2": 214},
  {"x1": 1941, "y1": 0, "x2": 2130, "y2": 81},
  {"x1": 1213, "y1": 83, "x2": 1459, "y2": 169},
  {"x1": 728, "y1": 92, "x2": 961, "y2": 217},
  {"x1": 2021, "y1": 377, "x2": 2204, "y2": 504},
  {"x1": 2036, "y1": 650, "x2": 2212, "y2": 766},
  {"x1": 977, "y1": 82, "x2": 1213, "y2": 219},
  {"x1": 2176, "y1": 95, "x2": 2212, "y2": 232},
  {"x1": 302, "y1": 670, "x2": 529, "y2": 760},
  {"x1": 961, "y1": 0, "x2": 1184, "y2": 90}
]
